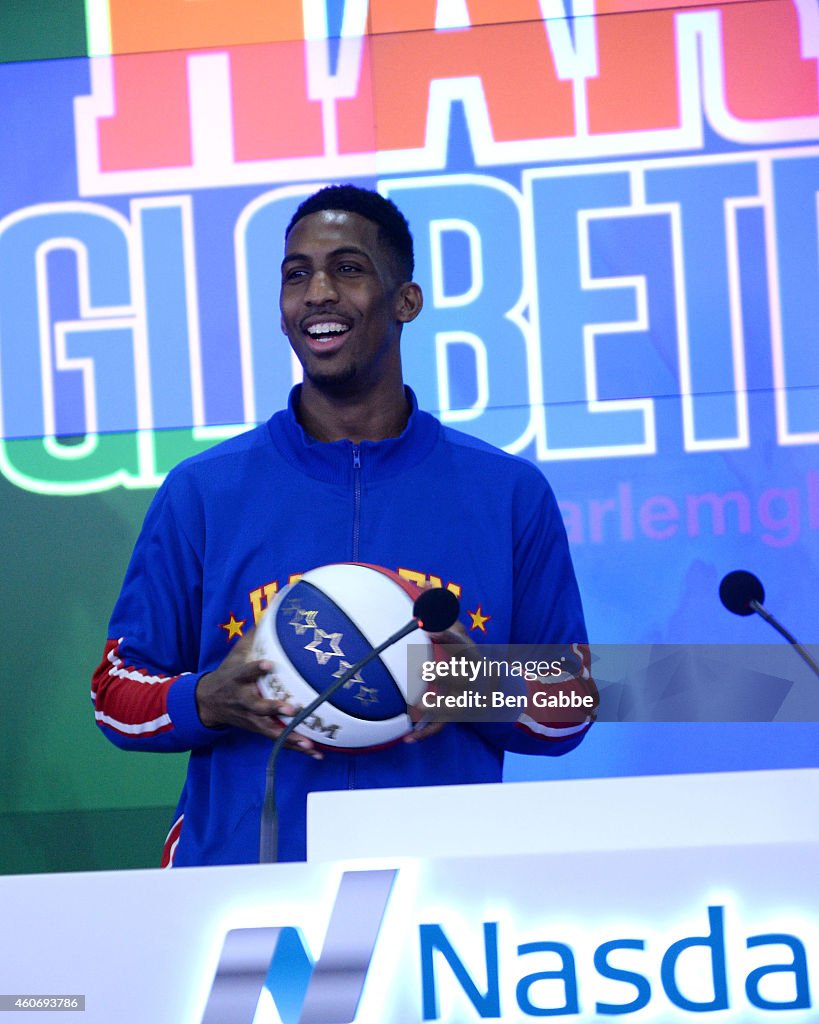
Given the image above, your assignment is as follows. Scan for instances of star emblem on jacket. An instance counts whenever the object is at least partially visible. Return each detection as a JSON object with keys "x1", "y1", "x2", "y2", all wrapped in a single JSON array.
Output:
[
  {"x1": 218, "y1": 612, "x2": 246, "y2": 640},
  {"x1": 468, "y1": 605, "x2": 491, "y2": 633}
]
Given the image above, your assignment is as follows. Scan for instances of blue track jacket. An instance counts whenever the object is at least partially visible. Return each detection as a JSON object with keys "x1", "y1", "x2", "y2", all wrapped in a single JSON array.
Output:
[{"x1": 92, "y1": 388, "x2": 593, "y2": 865}]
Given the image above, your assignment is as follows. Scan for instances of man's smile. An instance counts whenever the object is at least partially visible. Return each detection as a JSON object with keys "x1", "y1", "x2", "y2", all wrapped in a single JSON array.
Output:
[{"x1": 301, "y1": 315, "x2": 354, "y2": 352}]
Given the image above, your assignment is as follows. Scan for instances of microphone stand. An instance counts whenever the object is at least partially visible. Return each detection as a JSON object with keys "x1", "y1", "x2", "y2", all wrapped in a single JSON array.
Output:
[
  {"x1": 258, "y1": 616, "x2": 422, "y2": 864},
  {"x1": 749, "y1": 600, "x2": 819, "y2": 678}
]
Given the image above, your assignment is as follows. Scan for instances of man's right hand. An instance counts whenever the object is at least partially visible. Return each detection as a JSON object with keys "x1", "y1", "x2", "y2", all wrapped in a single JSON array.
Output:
[{"x1": 195, "y1": 631, "x2": 323, "y2": 758}]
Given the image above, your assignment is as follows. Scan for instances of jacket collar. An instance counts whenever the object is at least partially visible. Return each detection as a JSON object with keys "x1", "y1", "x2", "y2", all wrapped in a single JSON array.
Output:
[{"x1": 267, "y1": 385, "x2": 440, "y2": 483}]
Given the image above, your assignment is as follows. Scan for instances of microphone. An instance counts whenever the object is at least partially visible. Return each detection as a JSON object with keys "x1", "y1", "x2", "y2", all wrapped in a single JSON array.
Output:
[
  {"x1": 259, "y1": 587, "x2": 460, "y2": 862},
  {"x1": 411, "y1": 586, "x2": 460, "y2": 633},
  {"x1": 719, "y1": 570, "x2": 819, "y2": 678},
  {"x1": 719, "y1": 569, "x2": 765, "y2": 616}
]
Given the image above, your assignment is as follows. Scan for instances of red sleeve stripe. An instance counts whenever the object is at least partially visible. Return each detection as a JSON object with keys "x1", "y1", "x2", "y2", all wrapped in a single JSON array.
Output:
[
  {"x1": 91, "y1": 639, "x2": 185, "y2": 735},
  {"x1": 161, "y1": 815, "x2": 184, "y2": 868},
  {"x1": 515, "y1": 642, "x2": 597, "y2": 739}
]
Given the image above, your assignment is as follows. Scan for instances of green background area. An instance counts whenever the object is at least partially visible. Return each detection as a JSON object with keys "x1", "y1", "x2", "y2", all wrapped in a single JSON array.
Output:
[
  {"x1": 0, "y1": 1, "x2": 188, "y2": 873},
  {"x1": 0, "y1": 0, "x2": 87, "y2": 63},
  {"x1": 0, "y1": 437, "x2": 195, "y2": 874}
]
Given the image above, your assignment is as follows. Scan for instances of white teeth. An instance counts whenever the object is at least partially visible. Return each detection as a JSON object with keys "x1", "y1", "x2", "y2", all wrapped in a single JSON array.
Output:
[{"x1": 306, "y1": 322, "x2": 349, "y2": 337}]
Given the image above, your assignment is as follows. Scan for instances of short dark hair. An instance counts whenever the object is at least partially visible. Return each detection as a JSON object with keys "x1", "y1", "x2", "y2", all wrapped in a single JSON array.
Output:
[{"x1": 285, "y1": 184, "x2": 415, "y2": 281}]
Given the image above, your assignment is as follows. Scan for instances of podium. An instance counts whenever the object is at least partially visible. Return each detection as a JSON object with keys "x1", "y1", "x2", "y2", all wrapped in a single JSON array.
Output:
[
  {"x1": 0, "y1": 769, "x2": 815, "y2": 1023},
  {"x1": 306, "y1": 767, "x2": 819, "y2": 860}
]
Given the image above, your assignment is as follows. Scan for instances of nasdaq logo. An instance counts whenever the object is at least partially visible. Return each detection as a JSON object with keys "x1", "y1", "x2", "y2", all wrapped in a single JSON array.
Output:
[
  {"x1": 201, "y1": 869, "x2": 396, "y2": 1024},
  {"x1": 420, "y1": 905, "x2": 813, "y2": 1019}
]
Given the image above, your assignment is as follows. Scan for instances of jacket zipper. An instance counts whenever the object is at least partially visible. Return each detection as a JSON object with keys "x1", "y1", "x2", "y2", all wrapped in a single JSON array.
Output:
[
  {"x1": 349, "y1": 443, "x2": 362, "y2": 790},
  {"x1": 352, "y1": 444, "x2": 361, "y2": 562}
]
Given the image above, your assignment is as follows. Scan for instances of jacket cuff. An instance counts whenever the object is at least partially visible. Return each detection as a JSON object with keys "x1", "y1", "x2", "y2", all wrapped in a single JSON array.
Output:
[{"x1": 167, "y1": 672, "x2": 223, "y2": 747}]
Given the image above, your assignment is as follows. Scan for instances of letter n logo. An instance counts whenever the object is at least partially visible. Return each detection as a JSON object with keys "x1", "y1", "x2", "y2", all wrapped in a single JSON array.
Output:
[{"x1": 201, "y1": 869, "x2": 396, "y2": 1023}]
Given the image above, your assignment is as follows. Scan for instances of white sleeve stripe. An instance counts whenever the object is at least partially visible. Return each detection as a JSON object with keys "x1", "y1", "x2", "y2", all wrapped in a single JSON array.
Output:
[
  {"x1": 108, "y1": 665, "x2": 178, "y2": 684},
  {"x1": 517, "y1": 713, "x2": 591, "y2": 739},
  {"x1": 108, "y1": 645, "x2": 168, "y2": 684},
  {"x1": 94, "y1": 710, "x2": 172, "y2": 735},
  {"x1": 106, "y1": 643, "x2": 189, "y2": 685}
]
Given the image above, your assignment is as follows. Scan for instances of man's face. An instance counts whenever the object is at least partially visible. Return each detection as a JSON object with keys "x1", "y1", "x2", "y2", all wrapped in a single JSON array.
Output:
[{"x1": 280, "y1": 209, "x2": 420, "y2": 393}]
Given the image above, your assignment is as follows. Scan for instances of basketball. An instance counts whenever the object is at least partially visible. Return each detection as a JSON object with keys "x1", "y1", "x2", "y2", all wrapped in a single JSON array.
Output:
[{"x1": 252, "y1": 563, "x2": 439, "y2": 750}]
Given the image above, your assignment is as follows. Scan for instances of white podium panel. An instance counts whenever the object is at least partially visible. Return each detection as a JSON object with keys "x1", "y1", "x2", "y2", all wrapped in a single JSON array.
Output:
[
  {"x1": 0, "y1": 842, "x2": 816, "y2": 1023},
  {"x1": 307, "y1": 768, "x2": 819, "y2": 862},
  {"x1": 0, "y1": 770, "x2": 816, "y2": 1023}
]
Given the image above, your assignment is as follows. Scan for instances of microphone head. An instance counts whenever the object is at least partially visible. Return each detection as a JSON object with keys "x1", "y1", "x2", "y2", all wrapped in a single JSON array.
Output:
[
  {"x1": 413, "y1": 587, "x2": 460, "y2": 633},
  {"x1": 719, "y1": 570, "x2": 765, "y2": 616}
]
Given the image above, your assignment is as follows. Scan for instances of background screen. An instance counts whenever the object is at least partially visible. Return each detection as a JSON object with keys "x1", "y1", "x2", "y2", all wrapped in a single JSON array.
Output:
[{"x1": 1, "y1": 0, "x2": 816, "y2": 873}]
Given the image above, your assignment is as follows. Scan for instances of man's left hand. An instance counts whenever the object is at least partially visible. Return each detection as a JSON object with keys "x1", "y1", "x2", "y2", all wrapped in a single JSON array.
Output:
[{"x1": 404, "y1": 620, "x2": 477, "y2": 743}]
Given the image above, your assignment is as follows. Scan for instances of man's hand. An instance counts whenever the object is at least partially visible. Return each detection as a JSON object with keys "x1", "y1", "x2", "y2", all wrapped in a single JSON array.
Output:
[
  {"x1": 195, "y1": 631, "x2": 322, "y2": 758},
  {"x1": 405, "y1": 620, "x2": 477, "y2": 743}
]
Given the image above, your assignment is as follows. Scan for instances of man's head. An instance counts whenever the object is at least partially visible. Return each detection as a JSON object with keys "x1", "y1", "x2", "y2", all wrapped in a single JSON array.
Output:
[
  {"x1": 280, "y1": 186, "x2": 422, "y2": 402},
  {"x1": 285, "y1": 184, "x2": 414, "y2": 285}
]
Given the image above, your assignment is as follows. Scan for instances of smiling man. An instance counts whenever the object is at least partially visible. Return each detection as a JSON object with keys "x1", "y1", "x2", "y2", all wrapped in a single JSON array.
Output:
[
  {"x1": 92, "y1": 185, "x2": 593, "y2": 868},
  {"x1": 279, "y1": 189, "x2": 424, "y2": 448}
]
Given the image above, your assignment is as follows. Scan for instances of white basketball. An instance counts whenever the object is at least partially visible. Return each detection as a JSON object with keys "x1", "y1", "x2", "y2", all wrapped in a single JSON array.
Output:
[{"x1": 252, "y1": 563, "x2": 435, "y2": 750}]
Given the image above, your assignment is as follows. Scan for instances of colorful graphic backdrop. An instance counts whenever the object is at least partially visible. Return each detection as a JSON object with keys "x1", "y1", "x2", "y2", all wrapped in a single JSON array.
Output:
[{"x1": 1, "y1": 0, "x2": 816, "y2": 872}]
